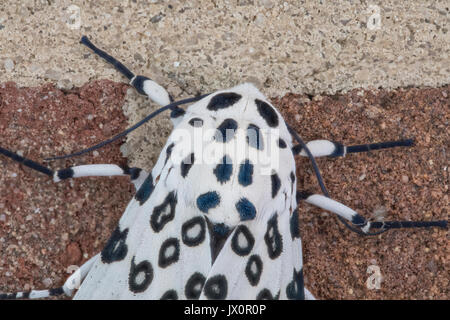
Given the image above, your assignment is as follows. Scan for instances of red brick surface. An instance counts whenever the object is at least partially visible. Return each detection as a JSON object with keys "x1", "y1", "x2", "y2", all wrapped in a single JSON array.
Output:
[{"x1": 1, "y1": 81, "x2": 448, "y2": 299}]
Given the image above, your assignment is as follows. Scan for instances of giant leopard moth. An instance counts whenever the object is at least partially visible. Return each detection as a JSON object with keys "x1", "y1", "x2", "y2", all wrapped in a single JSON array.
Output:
[{"x1": 0, "y1": 37, "x2": 447, "y2": 300}]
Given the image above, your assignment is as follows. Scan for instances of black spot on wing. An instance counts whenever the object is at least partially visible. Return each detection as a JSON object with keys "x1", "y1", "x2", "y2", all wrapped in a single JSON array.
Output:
[
  {"x1": 207, "y1": 92, "x2": 242, "y2": 111},
  {"x1": 160, "y1": 290, "x2": 178, "y2": 300},
  {"x1": 235, "y1": 198, "x2": 256, "y2": 221},
  {"x1": 290, "y1": 209, "x2": 301, "y2": 239},
  {"x1": 150, "y1": 191, "x2": 177, "y2": 232},
  {"x1": 290, "y1": 171, "x2": 295, "y2": 183},
  {"x1": 185, "y1": 272, "x2": 206, "y2": 299},
  {"x1": 214, "y1": 119, "x2": 238, "y2": 143},
  {"x1": 231, "y1": 225, "x2": 255, "y2": 256},
  {"x1": 165, "y1": 143, "x2": 175, "y2": 164},
  {"x1": 278, "y1": 138, "x2": 287, "y2": 148},
  {"x1": 203, "y1": 275, "x2": 228, "y2": 300},
  {"x1": 264, "y1": 214, "x2": 283, "y2": 259},
  {"x1": 286, "y1": 268, "x2": 305, "y2": 300},
  {"x1": 128, "y1": 257, "x2": 153, "y2": 294},
  {"x1": 271, "y1": 173, "x2": 281, "y2": 198},
  {"x1": 158, "y1": 238, "x2": 180, "y2": 268},
  {"x1": 134, "y1": 173, "x2": 154, "y2": 205},
  {"x1": 101, "y1": 227, "x2": 129, "y2": 264},
  {"x1": 245, "y1": 255, "x2": 263, "y2": 286},
  {"x1": 205, "y1": 218, "x2": 232, "y2": 264},
  {"x1": 182, "y1": 216, "x2": 206, "y2": 247},
  {"x1": 189, "y1": 118, "x2": 203, "y2": 127},
  {"x1": 256, "y1": 288, "x2": 279, "y2": 300},
  {"x1": 213, "y1": 155, "x2": 233, "y2": 184},
  {"x1": 255, "y1": 99, "x2": 279, "y2": 127},
  {"x1": 197, "y1": 191, "x2": 220, "y2": 213},
  {"x1": 181, "y1": 153, "x2": 195, "y2": 178},
  {"x1": 246, "y1": 124, "x2": 264, "y2": 150},
  {"x1": 238, "y1": 159, "x2": 253, "y2": 187},
  {"x1": 170, "y1": 107, "x2": 185, "y2": 119}
]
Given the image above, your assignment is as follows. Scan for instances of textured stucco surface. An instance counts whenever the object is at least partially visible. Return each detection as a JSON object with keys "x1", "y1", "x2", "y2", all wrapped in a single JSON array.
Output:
[{"x1": 1, "y1": 0, "x2": 449, "y2": 97}]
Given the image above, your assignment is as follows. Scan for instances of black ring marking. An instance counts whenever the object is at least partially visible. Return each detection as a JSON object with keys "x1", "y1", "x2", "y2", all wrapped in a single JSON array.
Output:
[
  {"x1": 101, "y1": 227, "x2": 129, "y2": 264},
  {"x1": 245, "y1": 254, "x2": 263, "y2": 286},
  {"x1": 286, "y1": 268, "x2": 305, "y2": 300},
  {"x1": 264, "y1": 214, "x2": 283, "y2": 259},
  {"x1": 150, "y1": 191, "x2": 177, "y2": 232},
  {"x1": 49, "y1": 287, "x2": 65, "y2": 297},
  {"x1": 182, "y1": 216, "x2": 206, "y2": 247},
  {"x1": 255, "y1": 99, "x2": 279, "y2": 127},
  {"x1": 185, "y1": 272, "x2": 206, "y2": 299},
  {"x1": 57, "y1": 167, "x2": 74, "y2": 180},
  {"x1": 131, "y1": 75, "x2": 151, "y2": 95},
  {"x1": 203, "y1": 274, "x2": 228, "y2": 300},
  {"x1": 207, "y1": 92, "x2": 242, "y2": 111},
  {"x1": 128, "y1": 257, "x2": 153, "y2": 294},
  {"x1": 158, "y1": 238, "x2": 180, "y2": 268},
  {"x1": 231, "y1": 225, "x2": 255, "y2": 256}
]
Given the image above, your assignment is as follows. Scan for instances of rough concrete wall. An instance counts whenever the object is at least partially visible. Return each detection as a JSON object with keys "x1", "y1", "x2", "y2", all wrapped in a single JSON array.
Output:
[{"x1": 1, "y1": 0, "x2": 449, "y2": 96}]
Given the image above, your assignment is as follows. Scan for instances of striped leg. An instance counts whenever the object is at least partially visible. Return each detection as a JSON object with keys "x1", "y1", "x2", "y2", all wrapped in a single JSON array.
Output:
[
  {"x1": 0, "y1": 254, "x2": 99, "y2": 300},
  {"x1": 0, "y1": 147, "x2": 147, "y2": 190},
  {"x1": 80, "y1": 36, "x2": 186, "y2": 125},
  {"x1": 297, "y1": 191, "x2": 370, "y2": 232},
  {"x1": 54, "y1": 164, "x2": 148, "y2": 190},
  {"x1": 80, "y1": 36, "x2": 172, "y2": 107},
  {"x1": 297, "y1": 191, "x2": 447, "y2": 234},
  {"x1": 293, "y1": 139, "x2": 414, "y2": 158}
]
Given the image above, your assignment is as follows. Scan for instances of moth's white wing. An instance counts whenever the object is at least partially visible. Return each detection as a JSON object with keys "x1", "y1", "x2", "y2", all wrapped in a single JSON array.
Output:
[
  {"x1": 74, "y1": 136, "x2": 213, "y2": 299},
  {"x1": 199, "y1": 207, "x2": 305, "y2": 300},
  {"x1": 74, "y1": 83, "x2": 303, "y2": 300}
]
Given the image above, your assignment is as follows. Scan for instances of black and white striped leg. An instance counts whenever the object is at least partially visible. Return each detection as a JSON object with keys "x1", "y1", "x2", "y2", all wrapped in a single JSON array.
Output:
[
  {"x1": 297, "y1": 191, "x2": 447, "y2": 234},
  {"x1": 293, "y1": 139, "x2": 414, "y2": 158},
  {"x1": 1, "y1": 147, "x2": 147, "y2": 190},
  {"x1": 54, "y1": 164, "x2": 148, "y2": 190},
  {"x1": 80, "y1": 36, "x2": 178, "y2": 112},
  {"x1": 0, "y1": 254, "x2": 99, "y2": 300},
  {"x1": 297, "y1": 191, "x2": 370, "y2": 232}
]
